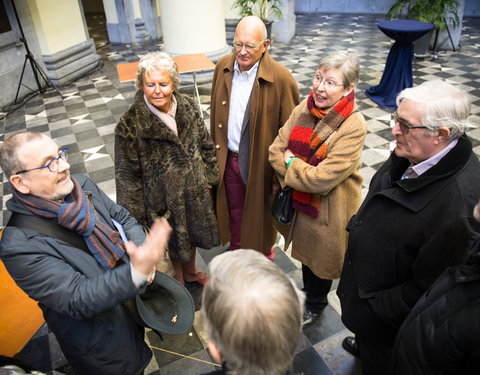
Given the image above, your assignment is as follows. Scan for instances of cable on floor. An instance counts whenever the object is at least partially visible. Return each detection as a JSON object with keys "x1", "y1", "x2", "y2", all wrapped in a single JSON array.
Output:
[{"x1": 149, "y1": 345, "x2": 222, "y2": 367}]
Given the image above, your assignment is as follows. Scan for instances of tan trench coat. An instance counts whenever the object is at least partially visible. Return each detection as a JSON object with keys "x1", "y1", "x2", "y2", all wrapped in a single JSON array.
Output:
[
  {"x1": 269, "y1": 99, "x2": 367, "y2": 278},
  {"x1": 210, "y1": 51, "x2": 299, "y2": 253}
]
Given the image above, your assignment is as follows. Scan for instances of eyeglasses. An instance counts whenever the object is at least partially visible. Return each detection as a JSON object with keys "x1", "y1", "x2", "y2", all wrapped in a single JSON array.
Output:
[
  {"x1": 312, "y1": 76, "x2": 344, "y2": 90},
  {"x1": 232, "y1": 40, "x2": 265, "y2": 52},
  {"x1": 16, "y1": 147, "x2": 69, "y2": 175},
  {"x1": 393, "y1": 112, "x2": 429, "y2": 134}
]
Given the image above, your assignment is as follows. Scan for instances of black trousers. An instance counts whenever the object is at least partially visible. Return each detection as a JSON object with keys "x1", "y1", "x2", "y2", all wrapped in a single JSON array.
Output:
[
  {"x1": 302, "y1": 264, "x2": 332, "y2": 313},
  {"x1": 356, "y1": 336, "x2": 393, "y2": 375}
]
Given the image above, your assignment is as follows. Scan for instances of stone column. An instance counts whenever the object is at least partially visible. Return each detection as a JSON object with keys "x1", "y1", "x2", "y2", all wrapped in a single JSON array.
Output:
[
  {"x1": 21, "y1": 0, "x2": 100, "y2": 87},
  {"x1": 272, "y1": 0, "x2": 296, "y2": 43},
  {"x1": 139, "y1": 0, "x2": 161, "y2": 40},
  {"x1": 104, "y1": 0, "x2": 161, "y2": 44},
  {"x1": 159, "y1": 0, "x2": 230, "y2": 62},
  {"x1": 159, "y1": 0, "x2": 230, "y2": 85}
]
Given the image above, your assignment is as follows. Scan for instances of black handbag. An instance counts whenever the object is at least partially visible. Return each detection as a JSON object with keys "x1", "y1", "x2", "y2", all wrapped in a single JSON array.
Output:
[{"x1": 271, "y1": 186, "x2": 294, "y2": 225}]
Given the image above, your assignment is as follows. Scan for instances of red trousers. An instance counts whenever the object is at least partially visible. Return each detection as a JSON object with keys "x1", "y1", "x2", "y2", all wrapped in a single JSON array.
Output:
[
  {"x1": 224, "y1": 152, "x2": 245, "y2": 250},
  {"x1": 224, "y1": 152, "x2": 275, "y2": 259}
]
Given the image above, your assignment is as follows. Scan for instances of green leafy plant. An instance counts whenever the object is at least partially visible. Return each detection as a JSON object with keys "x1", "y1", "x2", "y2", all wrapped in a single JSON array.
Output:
[
  {"x1": 231, "y1": 0, "x2": 283, "y2": 21},
  {"x1": 386, "y1": 0, "x2": 460, "y2": 32}
]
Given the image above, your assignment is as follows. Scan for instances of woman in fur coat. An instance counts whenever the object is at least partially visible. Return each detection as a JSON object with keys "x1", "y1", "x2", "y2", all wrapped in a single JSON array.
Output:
[{"x1": 115, "y1": 52, "x2": 219, "y2": 285}]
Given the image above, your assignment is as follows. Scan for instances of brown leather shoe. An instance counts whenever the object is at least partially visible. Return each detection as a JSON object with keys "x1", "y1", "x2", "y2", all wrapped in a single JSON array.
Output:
[{"x1": 342, "y1": 336, "x2": 360, "y2": 357}]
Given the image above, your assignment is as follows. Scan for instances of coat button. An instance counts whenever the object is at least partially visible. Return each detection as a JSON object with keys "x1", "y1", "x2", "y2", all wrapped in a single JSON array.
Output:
[
  {"x1": 215, "y1": 144, "x2": 220, "y2": 149},
  {"x1": 218, "y1": 123, "x2": 223, "y2": 128},
  {"x1": 355, "y1": 220, "x2": 362, "y2": 226},
  {"x1": 222, "y1": 100, "x2": 227, "y2": 105}
]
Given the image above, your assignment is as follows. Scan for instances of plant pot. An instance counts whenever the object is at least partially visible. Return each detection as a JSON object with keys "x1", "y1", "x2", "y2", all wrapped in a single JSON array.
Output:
[
  {"x1": 414, "y1": 29, "x2": 433, "y2": 57},
  {"x1": 431, "y1": 22, "x2": 462, "y2": 51},
  {"x1": 264, "y1": 20, "x2": 273, "y2": 40}
]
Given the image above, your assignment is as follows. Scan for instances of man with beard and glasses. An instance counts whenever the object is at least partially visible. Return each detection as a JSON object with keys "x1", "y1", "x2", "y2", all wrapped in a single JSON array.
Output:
[{"x1": 0, "y1": 131, "x2": 171, "y2": 374}]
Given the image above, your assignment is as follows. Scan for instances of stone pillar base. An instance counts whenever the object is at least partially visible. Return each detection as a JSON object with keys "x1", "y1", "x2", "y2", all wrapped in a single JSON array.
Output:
[{"x1": 42, "y1": 39, "x2": 101, "y2": 87}]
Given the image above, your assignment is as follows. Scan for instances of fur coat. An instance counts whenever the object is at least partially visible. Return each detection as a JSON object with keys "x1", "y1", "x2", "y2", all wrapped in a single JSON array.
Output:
[{"x1": 115, "y1": 91, "x2": 219, "y2": 263}]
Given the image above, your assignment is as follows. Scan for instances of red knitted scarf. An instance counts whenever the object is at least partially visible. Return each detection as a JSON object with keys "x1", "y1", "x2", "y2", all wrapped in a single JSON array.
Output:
[{"x1": 287, "y1": 90, "x2": 355, "y2": 218}]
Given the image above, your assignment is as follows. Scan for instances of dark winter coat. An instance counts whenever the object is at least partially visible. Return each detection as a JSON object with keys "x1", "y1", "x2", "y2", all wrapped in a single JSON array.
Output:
[
  {"x1": 392, "y1": 239, "x2": 480, "y2": 375},
  {"x1": 337, "y1": 135, "x2": 480, "y2": 346},
  {"x1": 0, "y1": 175, "x2": 151, "y2": 375},
  {"x1": 115, "y1": 91, "x2": 219, "y2": 262},
  {"x1": 210, "y1": 51, "x2": 299, "y2": 252}
]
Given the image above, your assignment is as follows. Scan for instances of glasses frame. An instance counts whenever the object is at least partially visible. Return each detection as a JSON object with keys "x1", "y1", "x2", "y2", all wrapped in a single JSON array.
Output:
[
  {"x1": 312, "y1": 76, "x2": 344, "y2": 90},
  {"x1": 232, "y1": 40, "x2": 265, "y2": 52},
  {"x1": 393, "y1": 112, "x2": 429, "y2": 134},
  {"x1": 15, "y1": 147, "x2": 69, "y2": 175}
]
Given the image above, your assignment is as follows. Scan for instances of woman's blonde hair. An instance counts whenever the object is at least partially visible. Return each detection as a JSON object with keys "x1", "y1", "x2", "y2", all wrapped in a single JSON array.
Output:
[
  {"x1": 135, "y1": 51, "x2": 180, "y2": 91},
  {"x1": 317, "y1": 51, "x2": 360, "y2": 89}
]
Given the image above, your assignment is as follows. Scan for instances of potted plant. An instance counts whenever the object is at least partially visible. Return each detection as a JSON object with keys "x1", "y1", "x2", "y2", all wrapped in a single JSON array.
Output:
[
  {"x1": 386, "y1": 0, "x2": 462, "y2": 55},
  {"x1": 231, "y1": 0, "x2": 283, "y2": 22},
  {"x1": 386, "y1": 0, "x2": 460, "y2": 32},
  {"x1": 231, "y1": 0, "x2": 283, "y2": 39}
]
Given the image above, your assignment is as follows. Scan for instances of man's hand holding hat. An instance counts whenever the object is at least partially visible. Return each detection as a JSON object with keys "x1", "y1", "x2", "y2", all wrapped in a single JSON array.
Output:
[{"x1": 126, "y1": 218, "x2": 171, "y2": 276}]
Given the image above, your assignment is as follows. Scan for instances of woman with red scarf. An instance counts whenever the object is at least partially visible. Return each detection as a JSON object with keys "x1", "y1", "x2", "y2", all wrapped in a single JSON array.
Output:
[{"x1": 269, "y1": 52, "x2": 367, "y2": 327}]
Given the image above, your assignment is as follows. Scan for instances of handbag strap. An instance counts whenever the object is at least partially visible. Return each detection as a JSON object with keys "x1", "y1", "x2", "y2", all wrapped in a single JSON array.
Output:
[{"x1": 7, "y1": 212, "x2": 90, "y2": 254}]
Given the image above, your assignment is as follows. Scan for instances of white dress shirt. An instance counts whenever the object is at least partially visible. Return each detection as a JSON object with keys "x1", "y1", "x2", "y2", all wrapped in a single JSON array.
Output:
[{"x1": 227, "y1": 61, "x2": 259, "y2": 152}]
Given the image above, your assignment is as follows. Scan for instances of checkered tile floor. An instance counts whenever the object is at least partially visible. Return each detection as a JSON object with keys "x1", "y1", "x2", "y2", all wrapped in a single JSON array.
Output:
[{"x1": 1, "y1": 12, "x2": 480, "y2": 375}]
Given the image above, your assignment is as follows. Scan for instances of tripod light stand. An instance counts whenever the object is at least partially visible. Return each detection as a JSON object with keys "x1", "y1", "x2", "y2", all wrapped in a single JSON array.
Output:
[{"x1": 10, "y1": 0, "x2": 54, "y2": 104}]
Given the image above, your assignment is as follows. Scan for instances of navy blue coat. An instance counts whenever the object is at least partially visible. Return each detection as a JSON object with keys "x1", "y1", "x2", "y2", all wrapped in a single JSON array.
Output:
[
  {"x1": 337, "y1": 136, "x2": 480, "y2": 345},
  {"x1": 0, "y1": 175, "x2": 151, "y2": 375}
]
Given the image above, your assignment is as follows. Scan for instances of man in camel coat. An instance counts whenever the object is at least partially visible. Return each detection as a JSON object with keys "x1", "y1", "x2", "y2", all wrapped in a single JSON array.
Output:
[{"x1": 210, "y1": 16, "x2": 299, "y2": 257}]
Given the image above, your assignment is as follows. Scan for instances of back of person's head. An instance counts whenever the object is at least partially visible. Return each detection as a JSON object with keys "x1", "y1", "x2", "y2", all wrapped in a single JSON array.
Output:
[
  {"x1": 202, "y1": 249, "x2": 304, "y2": 375},
  {"x1": 396, "y1": 79, "x2": 470, "y2": 139},
  {"x1": 317, "y1": 52, "x2": 360, "y2": 88},
  {"x1": 136, "y1": 51, "x2": 180, "y2": 91},
  {"x1": 0, "y1": 131, "x2": 45, "y2": 178}
]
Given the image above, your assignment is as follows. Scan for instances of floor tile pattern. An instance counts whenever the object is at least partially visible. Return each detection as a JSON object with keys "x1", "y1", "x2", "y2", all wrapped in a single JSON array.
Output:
[{"x1": 1, "y1": 12, "x2": 480, "y2": 375}]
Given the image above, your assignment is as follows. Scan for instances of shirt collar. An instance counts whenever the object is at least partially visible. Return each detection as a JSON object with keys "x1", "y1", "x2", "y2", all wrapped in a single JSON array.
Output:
[
  {"x1": 233, "y1": 60, "x2": 260, "y2": 77},
  {"x1": 411, "y1": 138, "x2": 459, "y2": 176}
]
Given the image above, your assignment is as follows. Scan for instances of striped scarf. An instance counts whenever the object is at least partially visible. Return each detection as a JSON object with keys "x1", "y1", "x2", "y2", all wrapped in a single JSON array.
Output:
[
  {"x1": 287, "y1": 90, "x2": 355, "y2": 218},
  {"x1": 12, "y1": 176, "x2": 125, "y2": 270}
]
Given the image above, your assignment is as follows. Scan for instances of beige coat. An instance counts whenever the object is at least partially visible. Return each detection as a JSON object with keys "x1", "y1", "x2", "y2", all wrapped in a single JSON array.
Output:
[
  {"x1": 210, "y1": 51, "x2": 299, "y2": 252},
  {"x1": 269, "y1": 99, "x2": 367, "y2": 278}
]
